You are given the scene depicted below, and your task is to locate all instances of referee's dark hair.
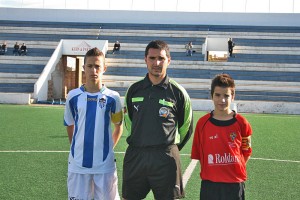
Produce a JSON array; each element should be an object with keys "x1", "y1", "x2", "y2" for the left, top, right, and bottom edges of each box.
[{"x1": 145, "y1": 40, "x2": 171, "y2": 58}]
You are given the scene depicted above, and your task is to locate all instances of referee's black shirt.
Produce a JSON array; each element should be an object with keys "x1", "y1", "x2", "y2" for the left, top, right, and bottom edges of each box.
[{"x1": 124, "y1": 74, "x2": 193, "y2": 150}]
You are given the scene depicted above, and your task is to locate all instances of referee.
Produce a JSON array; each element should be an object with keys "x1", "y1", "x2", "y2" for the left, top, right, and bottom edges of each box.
[{"x1": 122, "y1": 40, "x2": 193, "y2": 200}]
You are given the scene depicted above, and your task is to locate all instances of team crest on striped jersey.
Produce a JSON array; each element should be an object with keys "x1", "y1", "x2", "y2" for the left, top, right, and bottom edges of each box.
[{"x1": 98, "y1": 97, "x2": 106, "y2": 108}]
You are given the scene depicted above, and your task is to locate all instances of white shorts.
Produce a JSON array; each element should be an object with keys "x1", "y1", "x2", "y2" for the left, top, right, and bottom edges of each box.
[{"x1": 68, "y1": 171, "x2": 120, "y2": 200}]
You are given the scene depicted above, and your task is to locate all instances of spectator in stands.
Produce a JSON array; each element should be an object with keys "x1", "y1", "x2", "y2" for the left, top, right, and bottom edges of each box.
[
  {"x1": 19, "y1": 43, "x2": 27, "y2": 56},
  {"x1": 13, "y1": 42, "x2": 20, "y2": 56},
  {"x1": 112, "y1": 40, "x2": 121, "y2": 54},
  {"x1": 0, "y1": 41, "x2": 7, "y2": 55},
  {"x1": 191, "y1": 73, "x2": 252, "y2": 200},
  {"x1": 228, "y1": 38, "x2": 235, "y2": 57},
  {"x1": 185, "y1": 41, "x2": 193, "y2": 56}
]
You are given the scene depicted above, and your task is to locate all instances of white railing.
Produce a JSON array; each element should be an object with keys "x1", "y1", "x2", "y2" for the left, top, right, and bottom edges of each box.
[{"x1": 33, "y1": 40, "x2": 63, "y2": 101}]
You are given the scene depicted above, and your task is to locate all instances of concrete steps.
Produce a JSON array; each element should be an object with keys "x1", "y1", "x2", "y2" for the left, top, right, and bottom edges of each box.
[
  {"x1": 106, "y1": 58, "x2": 300, "y2": 72},
  {"x1": 0, "y1": 21, "x2": 299, "y2": 109},
  {"x1": 107, "y1": 42, "x2": 202, "y2": 53},
  {"x1": 0, "y1": 56, "x2": 49, "y2": 65},
  {"x1": 0, "y1": 26, "x2": 100, "y2": 36}
]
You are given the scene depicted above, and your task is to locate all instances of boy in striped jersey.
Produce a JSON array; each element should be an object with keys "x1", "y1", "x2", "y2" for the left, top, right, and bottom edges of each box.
[{"x1": 64, "y1": 48, "x2": 123, "y2": 200}]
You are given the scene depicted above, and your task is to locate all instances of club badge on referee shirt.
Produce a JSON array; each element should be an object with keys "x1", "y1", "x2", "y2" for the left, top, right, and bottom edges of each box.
[
  {"x1": 159, "y1": 107, "x2": 169, "y2": 118},
  {"x1": 98, "y1": 97, "x2": 106, "y2": 108}
]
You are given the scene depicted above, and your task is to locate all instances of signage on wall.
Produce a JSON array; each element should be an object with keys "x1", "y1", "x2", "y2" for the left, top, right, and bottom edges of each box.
[
  {"x1": 62, "y1": 40, "x2": 107, "y2": 55},
  {"x1": 71, "y1": 41, "x2": 92, "y2": 52}
]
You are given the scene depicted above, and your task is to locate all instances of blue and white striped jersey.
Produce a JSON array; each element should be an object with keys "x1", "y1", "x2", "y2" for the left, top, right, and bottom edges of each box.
[{"x1": 64, "y1": 85, "x2": 123, "y2": 174}]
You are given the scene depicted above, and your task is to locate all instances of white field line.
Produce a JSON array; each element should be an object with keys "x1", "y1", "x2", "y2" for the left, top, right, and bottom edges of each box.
[
  {"x1": 1, "y1": 150, "x2": 299, "y2": 191},
  {"x1": 0, "y1": 150, "x2": 69, "y2": 153},
  {"x1": 179, "y1": 153, "x2": 300, "y2": 163},
  {"x1": 249, "y1": 157, "x2": 300, "y2": 163},
  {"x1": 183, "y1": 159, "x2": 198, "y2": 188},
  {"x1": 0, "y1": 151, "x2": 299, "y2": 163},
  {"x1": 181, "y1": 156, "x2": 300, "y2": 189}
]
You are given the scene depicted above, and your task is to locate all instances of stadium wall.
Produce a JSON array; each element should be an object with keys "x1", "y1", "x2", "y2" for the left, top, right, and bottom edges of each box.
[{"x1": 1, "y1": 7, "x2": 300, "y2": 27}]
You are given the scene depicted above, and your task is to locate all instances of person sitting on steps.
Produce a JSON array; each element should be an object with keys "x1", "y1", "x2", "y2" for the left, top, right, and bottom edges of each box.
[
  {"x1": 185, "y1": 41, "x2": 193, "y2": 56},
  {"x1": 19, "y1": 43, "x2": 27, "y2": 56},
  {"x1": 0, "y1": 41, "x2": 7, "y2": 55},
  {"x1": 13, "y1": 42, "x2": 20, "y2": 56},
  {"x1": 112, "y1": 41, "x2": 121, "y2": 54}
]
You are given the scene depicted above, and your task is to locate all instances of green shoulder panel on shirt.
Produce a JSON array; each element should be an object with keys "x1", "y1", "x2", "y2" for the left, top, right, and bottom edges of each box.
[
  {"x1": 132, "y1": 97, "x2": 144, "y2": 102},
  {"x1": 159, "y1": 99, "x2": 174, "y2": 107},
  {"x1": 169, "y1": 79, "x2": 193, "y2": 143}
]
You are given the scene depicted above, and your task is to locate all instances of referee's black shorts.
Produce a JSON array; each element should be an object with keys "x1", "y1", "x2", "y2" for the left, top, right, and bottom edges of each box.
[
  {"x1": 200, "y1": 180, "x2": 245, "y2": 200},
  {"x1": 122, "y1": 144, "x2": 185, "y2": 200}
]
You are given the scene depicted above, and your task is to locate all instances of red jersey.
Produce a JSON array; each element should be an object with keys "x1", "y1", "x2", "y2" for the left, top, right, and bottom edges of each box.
[{"x1": 191, "y1": 112, "x2": 252, "y2": 183}]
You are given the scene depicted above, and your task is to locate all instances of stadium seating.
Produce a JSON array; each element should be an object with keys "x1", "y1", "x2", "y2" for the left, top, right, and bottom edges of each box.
[
  {"x1": 100, "y1": 23, "x2": 300, "y2": 103},
  {"x1": 0, "y1": 20, "x2": 299, "y2": 104}
]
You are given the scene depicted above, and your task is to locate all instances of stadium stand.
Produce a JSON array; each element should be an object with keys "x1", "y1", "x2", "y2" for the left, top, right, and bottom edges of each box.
[
  {"x1": 100, "y1": 23, "x2": 300, "y2": 104},
  {"x1": 0, "y1": 20, "x2": 299, "y2": 109}
]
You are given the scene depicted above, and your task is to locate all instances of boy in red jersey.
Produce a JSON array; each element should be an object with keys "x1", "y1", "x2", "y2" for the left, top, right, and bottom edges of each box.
[{"x1": 191, "y1": 73, "x2": 252, "y2": 200}]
